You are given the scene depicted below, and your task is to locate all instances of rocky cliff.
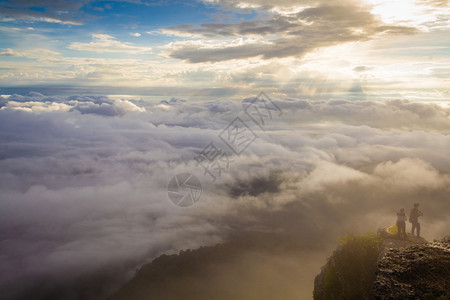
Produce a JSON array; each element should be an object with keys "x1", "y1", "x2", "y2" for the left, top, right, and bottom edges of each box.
[
  {"x1": 374, "y1": 237, "x2": 450, "y2": 299},
  {"x1": 314, "y1": 235, "x2": 450, "y2": 300}
]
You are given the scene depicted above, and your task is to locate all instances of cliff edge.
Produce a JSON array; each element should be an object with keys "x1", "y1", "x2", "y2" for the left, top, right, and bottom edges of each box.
[
  {"x1": 374, "y1": 237, "x2": 450, "y2": 299},
  {"x1": 314, "y1": 234, "x2": 450, "y2": 300}
]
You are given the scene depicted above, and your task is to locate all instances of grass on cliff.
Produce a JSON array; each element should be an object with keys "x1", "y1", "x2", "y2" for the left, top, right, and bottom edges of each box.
[{"x1": 318, "y1": 232, "x2": 383, "y2": 300}]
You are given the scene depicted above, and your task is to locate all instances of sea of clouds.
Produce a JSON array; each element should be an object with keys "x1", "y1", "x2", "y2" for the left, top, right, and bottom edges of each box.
[{"x1": 0, "y1": 92, "x2": 449, "y2": 299}]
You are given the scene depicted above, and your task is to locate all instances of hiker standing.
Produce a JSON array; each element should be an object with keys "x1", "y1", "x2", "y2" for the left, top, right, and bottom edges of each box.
[
  {"x1": 410, "y1": 203, "x2": 423, "y2": 237},
  {"x1": 396, "y1": 208, "x2": 407, "y2": 240}
]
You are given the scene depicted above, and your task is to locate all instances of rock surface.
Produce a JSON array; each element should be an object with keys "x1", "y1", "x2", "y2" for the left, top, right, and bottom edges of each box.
[{"x1": 374, "y1": 237, "x2": 450, "y2": 300}]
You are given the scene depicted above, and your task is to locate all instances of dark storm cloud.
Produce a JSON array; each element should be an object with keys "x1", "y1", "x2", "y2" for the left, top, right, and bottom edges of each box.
[
  {"x1": 164, "y1": 3, "x2": 417, "y2": 62},
  {"x1": 0, "y1": 93, "x2": 449, "y2": 299}
]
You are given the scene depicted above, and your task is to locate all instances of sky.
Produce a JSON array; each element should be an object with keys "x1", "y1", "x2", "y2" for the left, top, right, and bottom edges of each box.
[
  {"x1": 0, "y1": 0, "x2": 448, "y2": 100},
  {"x1": 0, "y1": 1, "x2": 449, "y2": 300}
]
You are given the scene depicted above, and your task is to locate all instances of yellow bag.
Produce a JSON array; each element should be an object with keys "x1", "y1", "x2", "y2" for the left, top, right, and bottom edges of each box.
[{"x1": 386, "y1": 223, "x2": 398, "y2": 235}]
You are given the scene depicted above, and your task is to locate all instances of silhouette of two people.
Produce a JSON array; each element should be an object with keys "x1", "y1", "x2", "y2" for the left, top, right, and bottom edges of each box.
[{"x1": 396, "y1": 203, "x2": 423, "y2": 240}]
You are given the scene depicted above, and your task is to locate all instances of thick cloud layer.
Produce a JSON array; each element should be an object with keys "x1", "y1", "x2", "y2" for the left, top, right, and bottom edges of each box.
[
  {"x1": 1, "y1": 92, "x2": 145, "y2": 116},
  {"x1": 0, "y1": 93, "x2": 449, "y2": 299}
]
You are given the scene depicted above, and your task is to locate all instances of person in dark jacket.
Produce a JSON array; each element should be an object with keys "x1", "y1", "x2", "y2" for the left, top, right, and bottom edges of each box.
[
  {"x1": 409, "y1": 203, "x2": 423, "y2": 237},
  {"x1": 396, "y1": 208, "x2": 407, "y2": 240}
]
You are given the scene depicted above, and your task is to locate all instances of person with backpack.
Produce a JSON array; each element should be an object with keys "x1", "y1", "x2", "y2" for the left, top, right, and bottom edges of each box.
[
  {"x1": 409, "y1": 203, "x2": 423, "y2": 237},
  {"x1": 396, "y1": 208, "x2": 407, "y2": 240}
]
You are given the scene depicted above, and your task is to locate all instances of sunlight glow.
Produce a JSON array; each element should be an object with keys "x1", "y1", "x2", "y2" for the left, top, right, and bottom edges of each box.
[{"x1": 365, "y1": 0, "x2": 436, "y2": 25}]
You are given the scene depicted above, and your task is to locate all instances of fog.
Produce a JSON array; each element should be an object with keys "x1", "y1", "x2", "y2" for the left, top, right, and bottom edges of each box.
[{"x1": 0, "y1": 93, "x2": 449, "y2": 299}]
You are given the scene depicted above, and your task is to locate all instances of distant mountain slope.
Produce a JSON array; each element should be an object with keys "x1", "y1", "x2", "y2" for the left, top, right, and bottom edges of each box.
[{"x1": 107, "y1": 233, "x2": 327, "y2": 300}]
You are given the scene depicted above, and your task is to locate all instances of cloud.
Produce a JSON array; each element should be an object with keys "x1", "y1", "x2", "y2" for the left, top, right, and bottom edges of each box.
[
  {"x1": 0, "y1": 1, "x2": 84, "y2": 25},
  {"x1": 373, "y1": 158, "x2": 448, "y2": 190},
  {"x1": 0, "y1": 92, "x2": 449, "y2": 299},
  {"x1": 4, "y1": 92, "x2": 450, "y2": 130},
  {"x1": 25, "y1": 48, "x2": 61, "y2": 58},
  {"x1": 162, "y1": 38, "x2": 273, "y2": 62},
  {"x1": 430, "y1": 67, "x2": 450, "y2": 78},
  {"x1": 1, "y1": 93, "x2": 145, "y2": 116},
  {"x1": 146, "y1": 96, "x2": 450, "y2": 131},
  {"x1": 353, "y1": 65, "x2": 373, "y2": 72},
  {"x1": 68, "y1": 34, "x2": 152, "y2": 54},
  {"x1": 0, "y1": 0, "x2": 85, "y2": 11},
  {"x1": 0, "y1": 48, "x2": 20, "y2": 57},
  {"x1": 130, "y1": 32, "x2": 141, "y2": 37},
  {"x1": 69, "y1": 96, "x2": 146, "y2": 116},
  {"x1": 417, "y1": 0, "x2": 449, "y2": 7},
  {"x1": 4, "y1": 100, "x2": 72, "y2": 112},
  {"x1": 201, "y1": 0, "x2": 333, "y2": 10},
  {"x1": 162, "y1": 4, "x2": 417, "y2": 62},
  {"x1": 0, "y1": 48, "x2": 60, "y2": 59},
  {"x1": 274, "y1": 98, "x2": 450, "y2": 131},
  {"x1": 161, "y1": 14, "x2": 299, "y2": 38}
]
